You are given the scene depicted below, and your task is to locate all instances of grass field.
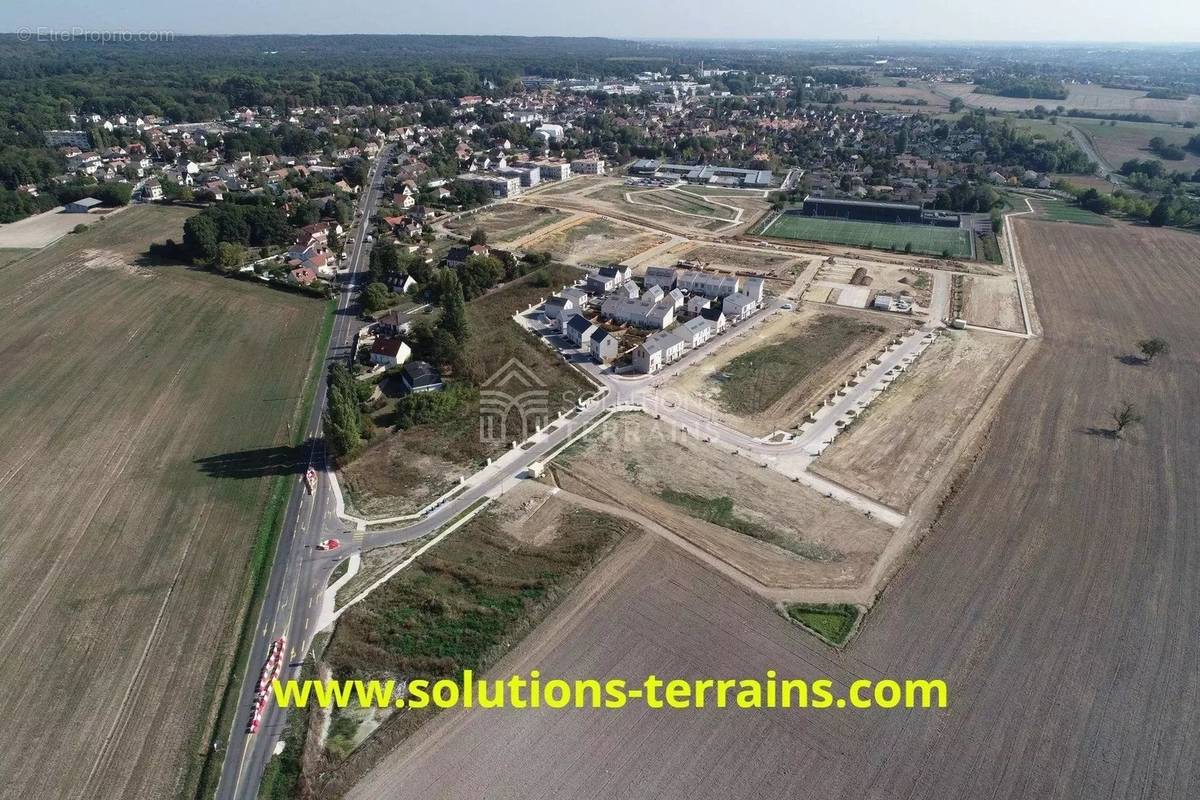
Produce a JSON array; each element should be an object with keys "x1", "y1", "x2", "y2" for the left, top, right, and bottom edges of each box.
[
  {"x1": 636, "y1": 188, "x2": 738, "y2": 220},
  {"x1": 0, "y1": 206, "x2": 326, "y2": 800},
  {"x1": 1033, "y1": 198, "x2": 1111, "y2": 225},
  {"x1": 714, "y1": 315, "x2": 888, "y2": 416},
  {"x1": 759, "y1": 213, "x2": 974, "y2": 258},
  {"x1": 784, "y1": 603, "x2": 860, "y2": 645},
  {"x1": 1069, "y1": 119, "x2": 1200, "y2": 173}
]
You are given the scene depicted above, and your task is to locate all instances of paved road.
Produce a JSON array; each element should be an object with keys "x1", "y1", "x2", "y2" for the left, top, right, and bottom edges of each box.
[{"x1": 215, "y1": 145, "x2": 393, "y2": 800}]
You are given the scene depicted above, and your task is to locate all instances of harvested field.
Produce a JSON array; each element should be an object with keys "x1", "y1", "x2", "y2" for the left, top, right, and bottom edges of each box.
[
  {"x1": 0, "y1": 206, "x2": 326, "y2": 800},
  {"x1": 960, "y1": 274, "x2": 1025, "y2": 332},
  {"x1": 552, "y1": 413, "x2": 893, "y2": 588},
  {"x1": 0, "y1": 247, "x2": 33, "y2": 269},
  {"x1": 760, "y1": 213, "x2": 974, "y2": 259},
  {"x1": 811, "y1": 330, "x2": 1022, "y2": 511},
  {"x1": 341, "y1": 209, "x2": 1200, "y2": 800},
  {"x1": 666, "y1": 309, "x2": 904, "y2": 437},
  {"x1": 936, "y1": 81, "x2": 1200, "y2": 123},
  {"x1": 522, "y1": 216, "x2": 668, "y2": 265},
  {"x1": 339, "y1": 263, "x2": 593, "y2": 518},
  {"x1": 443, "y1": 204, "x2": 568, "y2": 245}
]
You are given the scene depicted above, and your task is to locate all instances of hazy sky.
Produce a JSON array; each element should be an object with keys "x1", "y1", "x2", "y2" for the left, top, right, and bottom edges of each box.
[{"x1": 2, "y1": 0, "x2": 1198, "y2": 43}]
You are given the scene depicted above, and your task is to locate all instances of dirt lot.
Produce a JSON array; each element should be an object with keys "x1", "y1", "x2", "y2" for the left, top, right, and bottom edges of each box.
[
  {"x1": 665, "y1": 308, "x2": 905, "y2": 437},
  {"x1": 811, "y1": 260, "x2": 936, "y2": 314},
  {"x1": 443, "y1": 204, "x2": 569, "y2": 246},
  {"x1": 0, "y1": 205, "x2": 124, "y2": 247},
  {"x1": 682, "y1": 243, "x2": 810, "y2": 277},
  {"x1": 811, "y1": 330, "x2": 1022, "y2": 511},
  {"x1": 527, "y1": 176, "x2": 769, "y2": 237},
  {"x1": 521, "y1": 215, "x2": 668, "y2": 265},
  {"x1": 552, "y1": 413, "x2": 892, "y2": 589},
  {"x1": 0, "y1": 247, "x2": 34, "y2": 269},
  {"x1": 0, "y1": 206, "x2": 326, "y2": 800},
  {"x1": 960, "y1": 274, "x2": 1025, "y2": 332},
  {"x1": 338, "y1": 209, "x2": 1200, "y2": 800}
]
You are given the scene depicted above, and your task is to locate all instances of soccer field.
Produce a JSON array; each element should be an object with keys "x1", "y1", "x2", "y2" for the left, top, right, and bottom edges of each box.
[{"x1": 759, "y1": 213, "x2": 975, "y2": 258}]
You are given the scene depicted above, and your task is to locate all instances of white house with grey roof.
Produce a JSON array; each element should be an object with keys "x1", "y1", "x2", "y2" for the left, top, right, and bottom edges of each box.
[
  {"x1": 678, "y1": 270, "x2": 742, "y2": 299},
  {"x1": 743, "y1": 276, "x2": 765, "y2": 302},
  {"x1": 643, "y1": 265, "x2": 679, "y2": 290},
  {"x1": 722, "y1": 292, "x2": 758, "y2": 323},
  {"x1": 543, "y1": 295, "x2": 576, "y2": 321},
  {"x1": 600, "y1": 294, "x2": 676, "y2": 329},
  {"x1": 679, "y1": 316, "x2": 716, "y2": 349},
  {"x1": 589, "y1": 328, "x2": 621, "y2": 363},
  {"x1": 633, "y1": 330, "x2": 687, "y2": 374},
  {"x1": 563, "y1": 313, "x2": 597, "y2": 345}
]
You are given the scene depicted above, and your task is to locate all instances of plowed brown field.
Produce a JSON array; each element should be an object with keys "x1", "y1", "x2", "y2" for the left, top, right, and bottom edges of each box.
[{"x1": 0, "y1": 207, "x2": 325, "y2": 800}]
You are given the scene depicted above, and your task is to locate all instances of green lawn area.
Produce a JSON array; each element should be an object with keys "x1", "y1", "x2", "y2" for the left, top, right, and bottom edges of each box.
[
  {"x1": 759, "y1": 213, "x2": 974, "y2": 258},
  {"x1": 658, "y1": 490, "x2": 832, "y2": 560},
  {"x1": 714, "y1": 316, "x2": 886, "y2": 415},
  {"x1": 785, "y1": 603, "x2": 860, "y2": 645},
  {"x1": 1034, "y1": 199, "x2": 1112, "y2": 225}
]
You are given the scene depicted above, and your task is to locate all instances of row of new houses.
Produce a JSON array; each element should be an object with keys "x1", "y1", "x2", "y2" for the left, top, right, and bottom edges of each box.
[
  {"x1": 458, "y1": 158, "x2": 604, "y2": 198},
  {"x1": 550, "y1": 265, "x2": 766, "y2": 373}
]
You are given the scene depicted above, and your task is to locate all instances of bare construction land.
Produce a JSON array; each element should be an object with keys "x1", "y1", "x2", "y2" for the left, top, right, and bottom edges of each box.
[
  {"x1": 521, "y1": 215, "x2": 669, "y2": 265},
  {"x1": 812, "y1": 330, "x2": 1022, "y2": 511},
  {"x1": 342, "y1": 213, "x2": 1200, "y2": 800},
  {"x1": 551, "y1": 413, "x2": 893, "y2": 589},
  {"x1": 0, "y1": 206, "x2": 326, "y2": 800},
  {"x1": 960, "y1": 274, "x2": 1025, "y2": 332},
  {"x1": 443, "y1": 204, "x2": 569, "y2": 246},
  {"x1": 666, "y1": 309, "x2": 905, "y2": 437}
]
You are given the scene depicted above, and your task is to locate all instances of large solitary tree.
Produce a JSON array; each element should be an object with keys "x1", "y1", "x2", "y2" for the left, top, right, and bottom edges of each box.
[
  {"x1": 1110, "y1": 402, "x2": 1144, "y2": 439},
  {"x1": 1137, "y1": 337, "x2": 1170, "y2": 364}
]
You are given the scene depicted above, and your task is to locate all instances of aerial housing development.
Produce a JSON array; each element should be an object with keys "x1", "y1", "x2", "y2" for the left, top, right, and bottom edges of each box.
[{"x1": 0, "y1": 22, "x2": 1197, "y2": 800}]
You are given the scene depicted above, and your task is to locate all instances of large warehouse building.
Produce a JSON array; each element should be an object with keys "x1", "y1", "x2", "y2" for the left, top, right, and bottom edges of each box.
[{"x1": 799, "y1": 195, "x2": 961, "y2": 227}]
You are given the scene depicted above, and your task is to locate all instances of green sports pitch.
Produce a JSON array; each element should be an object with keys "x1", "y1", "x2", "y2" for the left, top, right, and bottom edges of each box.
[{"x1": 757, "y1": 213, "x2": 974, "y2": 258}]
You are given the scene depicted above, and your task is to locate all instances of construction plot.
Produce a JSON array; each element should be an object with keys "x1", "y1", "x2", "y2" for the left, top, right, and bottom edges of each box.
[
  {"x1": 443, "y1": 204, "x2": 569, "y2": 246},
  {"x1": 959, "y1": 274, "x2": 1025, "y2": 332},
  {"x1": 0, "y1": 205, "x2": 123, "y2": 248},
  {"x1": 665, "y1": 309, "x2": 905, "y2": 437},
  {"x1": 0, "y1": 206, "x2": 326, "y2": 800},
  {"x1": 551, "y1": 413, "x2": 893, "y2": 589},
  {"x1": 809, "y1": 258, "x2": 936, "y2": 315},
  {"x1": 341, "y1": 217, "x2": 1200, "y2": 800},
  {"x1": 521, "y1": 215, "x2": 668, "y2": 265},
  {"x1": 811, "y1": 330, "x2": 1022, "y2": 511}
]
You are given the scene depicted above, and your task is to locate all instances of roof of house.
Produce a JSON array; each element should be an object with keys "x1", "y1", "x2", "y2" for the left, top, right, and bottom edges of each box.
[
  {"x1": 68, "y1": 197, "x2": 103, "y2": 208},
  {"x1": 641, "y1": 330, "x2": 686, "y2": 355},
  {"x1": 565, "y1": 314, "x2": 596, "y2": 334},
  {"x1": 401, "y1": 360, "x2": 441, "y2": 388},
  {"x1": 371, "y1": 337, "x2": 406, "y2": 357},
  {"x1": 682, "y1": 316, "x2": 714, "y2": 335}
]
